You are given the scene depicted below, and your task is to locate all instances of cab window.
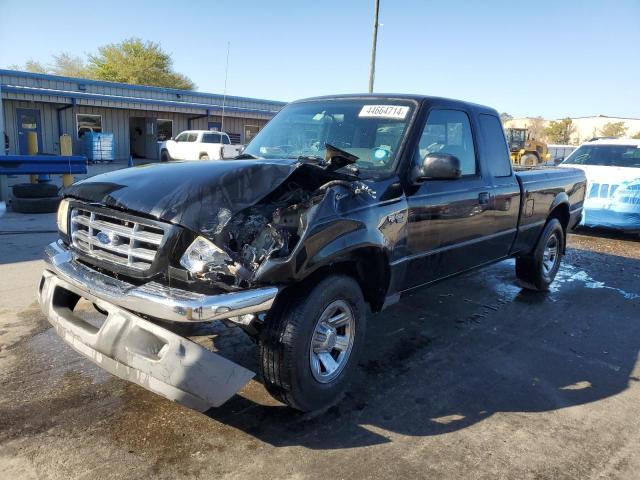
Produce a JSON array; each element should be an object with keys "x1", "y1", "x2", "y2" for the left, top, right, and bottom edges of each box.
[
  {"x1": 202, "y1": 133, "x2": 222, "y2": 143},
  {"x1": 419, "y1": 109, "x2": 477, "y2": 176}
]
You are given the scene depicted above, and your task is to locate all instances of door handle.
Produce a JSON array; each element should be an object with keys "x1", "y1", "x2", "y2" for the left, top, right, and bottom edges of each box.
[{"x1": 479, "y1": 192, "x2": 491, "y2": 205}]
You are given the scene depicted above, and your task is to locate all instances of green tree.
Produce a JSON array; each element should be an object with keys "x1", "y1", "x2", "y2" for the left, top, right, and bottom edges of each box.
[
  {"x1": 545, "y1": 118, "x2": 576, "y2": 144},
  {"x1": 527, "y1": 116, "x2": 547, "y2": 142},
  {"x1": 500, "y1": 112, "x2": 513, "y2": 125},
  {"x1": 50, "y1": 53, "x2": 88, "y2": 78},
  {"x1": 87, "y1": 38, "x2": 195, "y2": 90},
  {"x1": 598, "y1": 121, "x2": 627, "y2": 138},
  {"x1": 9, "y1": 59, "x2": 47, "y2": 73}
]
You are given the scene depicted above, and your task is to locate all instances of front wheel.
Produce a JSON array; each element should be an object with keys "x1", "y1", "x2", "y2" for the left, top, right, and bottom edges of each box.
[
  {"x1": 199, "y1": 154, "x2": 210, "y2": 160},
  {"x1": 160, "y1": 150, "x2": 171, "y2": 162},
  {"x1": 259, "y1": 275, "x2": 367, "y2": 412},
  {"x1": 516, "y1": 218, "x2": 564, "y2": 291}
]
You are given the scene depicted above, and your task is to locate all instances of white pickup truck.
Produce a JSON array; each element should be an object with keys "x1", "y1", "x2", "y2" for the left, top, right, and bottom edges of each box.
[{"x1": 159, "y1": 130, "x2": 243, "y2": 161}]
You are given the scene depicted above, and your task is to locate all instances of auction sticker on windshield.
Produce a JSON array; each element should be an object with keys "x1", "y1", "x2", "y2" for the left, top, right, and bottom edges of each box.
[{"x1": 359, "y1": 105, "x2": 410, "y2": 119}]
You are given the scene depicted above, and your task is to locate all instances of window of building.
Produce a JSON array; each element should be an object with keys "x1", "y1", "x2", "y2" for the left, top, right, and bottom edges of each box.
[
  {"x1": 419, "y1": 109, "x2": 477, "y2": 176},
  {"x1": 244, "y1": 125, "x2": 260, "y2": 144},
  {"x1": 157, "y1": 119, "x2": 173, "y2": 141},
  {"x1": 77, "y1": 114, "x2": 102, "y2": 138},
  {"x1": 479, "y1": 114, "x2": 512, "y2": 177},
  {"x1": 208, "y1": 121, "x2": 221, "y2": 131},
  {"x1": 228, "y1": 133, "x2": 241, "y2": 144},
  {"x1": 202, "y1": 132, "x2": 222, "y2": 143}
]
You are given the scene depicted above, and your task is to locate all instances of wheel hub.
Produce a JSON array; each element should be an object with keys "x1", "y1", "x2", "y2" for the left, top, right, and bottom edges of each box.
[{"x1": 309, "y1": 300, "x2": 355, "y2": 383}]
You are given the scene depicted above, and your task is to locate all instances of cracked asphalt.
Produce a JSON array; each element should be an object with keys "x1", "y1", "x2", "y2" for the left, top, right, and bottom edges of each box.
[{"x1": 1, "y1": 212, "x2": 639, "y2": 479}]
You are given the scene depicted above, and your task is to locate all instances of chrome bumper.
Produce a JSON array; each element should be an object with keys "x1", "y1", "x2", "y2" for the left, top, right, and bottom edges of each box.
[
  {"x1": 43, "y1": 241, "x2": 278, "y2": 323},
  {"x1": 38, "y1": 268, "x2": 254, "y2": 411}
]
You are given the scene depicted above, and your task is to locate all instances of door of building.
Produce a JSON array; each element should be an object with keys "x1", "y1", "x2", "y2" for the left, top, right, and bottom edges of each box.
[{"x1": 16, "y1": 108, "x2": 43, "y2": 154}]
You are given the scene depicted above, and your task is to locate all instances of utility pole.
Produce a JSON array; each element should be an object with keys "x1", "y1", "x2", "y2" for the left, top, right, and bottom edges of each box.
[
  {"x1": 221, "y1": 41, "x2": 230, "y2": 132},
  {"x1": 368, "y1": 0, "x2": 380, "y2": 93}
]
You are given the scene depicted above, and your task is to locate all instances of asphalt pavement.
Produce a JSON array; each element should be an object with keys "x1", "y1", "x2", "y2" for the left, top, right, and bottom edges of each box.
[{"x1": 1, "y1": 212, "x2": 639, "y2": 479}]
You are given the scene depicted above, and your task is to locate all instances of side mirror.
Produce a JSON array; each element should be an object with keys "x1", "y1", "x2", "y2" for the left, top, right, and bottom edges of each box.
[{"x1": 418, "y1": 153, "x2": 461, "y2": 180}]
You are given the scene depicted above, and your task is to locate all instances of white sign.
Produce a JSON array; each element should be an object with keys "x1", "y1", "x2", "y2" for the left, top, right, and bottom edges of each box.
[{"x1": 359, "y1": 105, "x2": 409, "y2": 120}]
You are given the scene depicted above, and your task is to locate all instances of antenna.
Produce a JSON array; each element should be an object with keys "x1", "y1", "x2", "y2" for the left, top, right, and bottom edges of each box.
[
  {"x1": 221, "y1": 41, "x2": 230, "y2": 132},
  {"x1": 368, "y1": 0, "x2": 380, "y2": 93}
]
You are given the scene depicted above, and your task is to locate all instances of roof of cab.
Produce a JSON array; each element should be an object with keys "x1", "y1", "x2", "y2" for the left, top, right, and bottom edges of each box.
[{"x1": 291, "y1": 93, "x2": 499, "y2": 115}]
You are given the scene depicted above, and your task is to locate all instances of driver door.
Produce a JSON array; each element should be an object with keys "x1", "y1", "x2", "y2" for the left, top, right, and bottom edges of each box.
[{"x1": 403, "y1": 108, "x2": 495, "y2": 289}]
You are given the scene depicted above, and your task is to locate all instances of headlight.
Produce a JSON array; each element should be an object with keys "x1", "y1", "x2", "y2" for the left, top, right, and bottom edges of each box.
[
  {"x1": 56, "y1": 199, "x2": 70, "y2": 234},
  {"x1": 180, "y1": 236, "x2": 232, "y2": 273}
]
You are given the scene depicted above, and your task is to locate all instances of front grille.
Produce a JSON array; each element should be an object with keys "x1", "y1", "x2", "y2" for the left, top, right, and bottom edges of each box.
[
  {"x1": 588, "y1": 182, "x2": 619, "y2": 199},
  {"x1": 70, "y1": 206, "x2": 167, "y2": 271}
]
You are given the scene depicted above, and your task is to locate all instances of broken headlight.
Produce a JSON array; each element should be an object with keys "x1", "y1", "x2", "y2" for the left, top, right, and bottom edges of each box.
[{"x1": 179, "y1": 236, "x2": 233, "y2": 274}]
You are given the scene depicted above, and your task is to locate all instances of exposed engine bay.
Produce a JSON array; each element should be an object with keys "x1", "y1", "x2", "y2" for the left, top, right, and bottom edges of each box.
[{"x1": 190, "y1": 165, "x2": 372, "y2": 290}]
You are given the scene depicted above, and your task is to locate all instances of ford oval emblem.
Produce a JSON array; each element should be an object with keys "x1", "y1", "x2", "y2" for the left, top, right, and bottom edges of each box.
[{"x1": 96, "y1": 231, "x2": 111, "y2": 245}]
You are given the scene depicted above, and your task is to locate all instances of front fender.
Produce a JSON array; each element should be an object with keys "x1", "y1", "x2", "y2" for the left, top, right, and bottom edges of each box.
[{"x1": 254, "y1": 186, "x2": 408, "y2": 290}]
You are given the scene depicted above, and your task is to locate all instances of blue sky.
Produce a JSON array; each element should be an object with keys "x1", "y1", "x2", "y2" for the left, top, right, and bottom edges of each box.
[{"x1": 1, "y1": 0, "x2": 638, "y2": 118}]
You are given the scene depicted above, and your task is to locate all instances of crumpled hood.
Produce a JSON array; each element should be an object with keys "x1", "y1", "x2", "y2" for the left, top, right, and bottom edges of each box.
[{"x1": 65, "y1": 159, "x2": 302, "y2": 234}]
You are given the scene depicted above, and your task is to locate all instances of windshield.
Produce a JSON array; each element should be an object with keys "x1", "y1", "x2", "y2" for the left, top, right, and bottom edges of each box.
[
  {"x1": 243, "y1": 99, "x2": 416, "y2": 172},
  {"x1": 562, "y1": 144, "x2": 640, "y2": 168}
]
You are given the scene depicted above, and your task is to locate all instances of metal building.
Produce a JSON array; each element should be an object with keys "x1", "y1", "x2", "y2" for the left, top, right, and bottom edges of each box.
[{"x1": 0, "y1": 69, "x2": 285, "y2": 160}]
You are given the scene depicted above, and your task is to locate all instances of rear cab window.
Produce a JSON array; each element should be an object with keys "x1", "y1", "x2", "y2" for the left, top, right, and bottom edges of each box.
[
  {"x1": 478, "y1": 114, "x2": 512, "y2": 177},
  {"x1": 202, "y1": 133, "x2": 222, "y2": 144}
]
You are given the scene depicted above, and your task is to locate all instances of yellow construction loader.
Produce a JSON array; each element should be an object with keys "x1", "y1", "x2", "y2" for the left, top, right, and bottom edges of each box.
[{"x1": 505, "y1": 128, "x2": 549, "y2": 167}]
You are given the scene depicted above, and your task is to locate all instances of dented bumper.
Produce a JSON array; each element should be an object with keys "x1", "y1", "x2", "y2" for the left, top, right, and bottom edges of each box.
[
  {"x1": 37, "y1": 241, "x2": 272, "y2": 410},
  {"x1": 43, "y1": 241, "x2": 279, "y2": 323}
]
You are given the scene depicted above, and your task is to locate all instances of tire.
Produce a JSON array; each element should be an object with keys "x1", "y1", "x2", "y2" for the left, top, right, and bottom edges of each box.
[
  {"x1": 516, "y1": 218, "x2": 564, "y2": 291},
  {"x1": 259, "y1": 274, "x2": 367, "y2": 412},
  {"x1": 11, "y1": 196, "x2": 61, "y2": 214},
  {"x1": 521, "y1": 153, "x2": 539, "y2": 167},
  {"x1": 160, "y1": 150, "x2": 171, "y2": 162},
  {"x1": 199, "y1": 154, "x2": 210, "y2": 160},
  {"x1": 12, "y1": 183, "x2": 59, "y2": 199}
]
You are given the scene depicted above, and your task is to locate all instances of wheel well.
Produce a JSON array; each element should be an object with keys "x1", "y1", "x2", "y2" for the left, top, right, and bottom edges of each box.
[
  {"x1": 549, "y1": 202, "x2": 570, "y2": 232},
  {"x1": 548, "y1": 202, "x2": 570, "y2": 251},
  {"x1": 199, "y1": 152, "x2": 209, "y2": 158},
  {"x1": 277, "y1": 249, "x2": 390, "y2": 313}
]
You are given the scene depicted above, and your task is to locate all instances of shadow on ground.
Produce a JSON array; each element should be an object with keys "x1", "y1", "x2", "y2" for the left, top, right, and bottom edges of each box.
[{"x1": 203, "y1": 247, "x2": 640, "y2": 449}]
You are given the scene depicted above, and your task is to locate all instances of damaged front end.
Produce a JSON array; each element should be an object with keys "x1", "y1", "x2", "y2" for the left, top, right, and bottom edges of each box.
[{"x1": 177, "y1": 160, "x2": 375, "y2": 292}]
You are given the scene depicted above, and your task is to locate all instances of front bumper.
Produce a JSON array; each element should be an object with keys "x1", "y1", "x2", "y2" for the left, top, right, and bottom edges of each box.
[
  {"x1": 37, "y1": 240, "x2": 278, "y2": 410},
  {"x1": 43, "y1": 241, "x2": 278, "y2": 323},
  {"x1": 582, "y1": 208, "x2": 640, "y2": 232}
]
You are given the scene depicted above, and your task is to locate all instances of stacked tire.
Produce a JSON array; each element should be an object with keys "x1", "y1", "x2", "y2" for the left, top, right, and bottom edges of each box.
[{"x1": 11, "y1": 183, "x2": 61, "y2": 214}]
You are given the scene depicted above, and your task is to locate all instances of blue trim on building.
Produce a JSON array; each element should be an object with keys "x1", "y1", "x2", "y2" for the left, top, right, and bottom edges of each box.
[
  {"x1": 0, "y1": 69, "x2": 286, "y2": 107},
  {"x1": 1, "y1": 84, "x2": 281, "y2": 116}
]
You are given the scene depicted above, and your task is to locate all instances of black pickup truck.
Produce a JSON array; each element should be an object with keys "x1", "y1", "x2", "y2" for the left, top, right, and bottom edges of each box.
[{"x1": 39, "y1": 95, "x2": 586, "y2": 412}]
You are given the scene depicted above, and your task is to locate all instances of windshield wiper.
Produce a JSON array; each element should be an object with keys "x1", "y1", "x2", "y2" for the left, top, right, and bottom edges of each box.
[{"x1": 235, "y1": 152, "x2": 261, "y2": 159}]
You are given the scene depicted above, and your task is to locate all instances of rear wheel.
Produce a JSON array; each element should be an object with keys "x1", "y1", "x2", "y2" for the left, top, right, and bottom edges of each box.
[
  {"x1": 521, "y1": 153, "x2": 539, "y2": 167},
  {"x1": 259, "y1": 274, "x2": 367, "y2": 412},
  {"x1": 199, "y1": 154, "x2": 210, "y2": 160},
  {"x1": 516, "y1": 218, "x2": 564, "y2": 291},
  {"x1": 160, "y1": 150, "x2": 171, "y2": 162}
]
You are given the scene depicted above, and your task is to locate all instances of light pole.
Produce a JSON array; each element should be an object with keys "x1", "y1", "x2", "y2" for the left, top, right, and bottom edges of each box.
[{"x1": 368, "y1": 0, "x2": 380, "y2": 93}]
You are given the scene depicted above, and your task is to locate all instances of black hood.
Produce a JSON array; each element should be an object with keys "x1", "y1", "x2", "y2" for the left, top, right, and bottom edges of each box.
[
  {"x1": 65, "y1": 159, "x2": 350, "y2": 235},
  {"x1": 66, "y1": 159, "x2": 300, "y2": 233}
]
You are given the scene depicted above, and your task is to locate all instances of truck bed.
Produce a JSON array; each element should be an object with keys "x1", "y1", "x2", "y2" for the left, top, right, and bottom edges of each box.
[{"x1": 512, "y1": 167, "x2": 587, "y2": 254}]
